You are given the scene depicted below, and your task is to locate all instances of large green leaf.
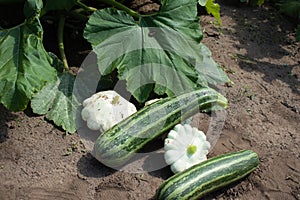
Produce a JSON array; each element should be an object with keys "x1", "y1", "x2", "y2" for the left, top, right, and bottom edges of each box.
[
  {"x1": 84, "y1": 0, "x2": 230, "y2": 102},
  {"x1": 196, "y1": 44, "x2": 229, "y2": 84},
  {"x1": 31, "y1": 72, "x2": 80, "y2": 133},
  {"x1": 0, "y1": 14, "x2": 57, "y2": 111}
]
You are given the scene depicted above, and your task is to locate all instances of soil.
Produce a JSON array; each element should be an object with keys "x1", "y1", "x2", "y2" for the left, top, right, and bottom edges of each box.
[{"x1": 1, "y1": 1, "x2": 300, "y2": 200}]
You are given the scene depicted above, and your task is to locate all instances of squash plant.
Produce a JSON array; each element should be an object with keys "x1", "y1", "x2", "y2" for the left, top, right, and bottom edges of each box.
[{"x1": 0, "y1": 0, "x2": 229, "y2": 133}]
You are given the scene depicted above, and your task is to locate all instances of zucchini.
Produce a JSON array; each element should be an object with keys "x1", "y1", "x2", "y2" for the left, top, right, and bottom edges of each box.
[
  {"x1": 93, "y1": 88, "x2": 228, "y2": 168},
  {"x1": 156, "y1": 150, "x2": 259, "y2": 200}
]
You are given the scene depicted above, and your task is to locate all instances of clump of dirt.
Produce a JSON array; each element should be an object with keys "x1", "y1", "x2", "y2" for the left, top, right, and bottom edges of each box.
[{"x1": 0, "y1": 1, "x2": 299, "y2": 200}]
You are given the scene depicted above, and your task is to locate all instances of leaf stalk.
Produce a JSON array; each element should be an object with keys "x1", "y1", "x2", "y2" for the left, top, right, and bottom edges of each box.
[
  {"x1": 76, "y1": 1, "x2": 97, "y2": 12},
  {"x1": 57, "y1": 16, "x2": 69, "y2": 71},
  {"x1": 95, "y1": 0, "x2": 140, "y2": 18}
]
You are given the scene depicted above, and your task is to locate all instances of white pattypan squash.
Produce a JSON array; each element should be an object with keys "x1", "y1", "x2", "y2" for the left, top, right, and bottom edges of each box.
[
  {"x1": 81, "y1": 90, "x2": 137, "y2": 132},
  {"x1": 164, "y1": 124, "x2": 211, "y2": 173}
]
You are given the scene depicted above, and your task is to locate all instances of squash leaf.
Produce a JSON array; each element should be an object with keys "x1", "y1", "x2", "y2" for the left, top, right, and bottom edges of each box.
[
  {"x1": 198, "y1": 0, "x2": 208, "y2": 6},
  {"x1": 204, "y1": 0, "x2": 222, "y2": 26},
  {"x1": 23, "y1": 0, "x2": 43, "y2": 18},
  {"x1": 0, "y1": 0, "x2": 57, "y2": 111},
  {"x1": 84, "y1": 0, "x2": 230, "y2": 102},
  {"x1": 31, "y1": 72, "x2": 80, "y2": 133}
]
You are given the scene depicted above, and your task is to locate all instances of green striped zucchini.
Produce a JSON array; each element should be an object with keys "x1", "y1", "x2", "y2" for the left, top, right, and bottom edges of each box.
[
  {"x1": 156, "y1": 150, "x2": 259, "y2": 200},
  {"x1": 93, "y1": 87, "x2": 228, "y2": 168}
]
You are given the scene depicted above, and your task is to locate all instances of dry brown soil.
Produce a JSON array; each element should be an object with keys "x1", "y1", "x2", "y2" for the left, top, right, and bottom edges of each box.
[{"x1": 0, "y1": 2, "x2": 299, "y2": 200}]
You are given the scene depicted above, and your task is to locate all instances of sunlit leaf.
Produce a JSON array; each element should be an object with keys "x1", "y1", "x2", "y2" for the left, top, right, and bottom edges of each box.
[
  {"x1": 84, "y1": 0, "x2": 230, "y2": 102},
  {"x1": 31, "y1": 72, "x2": 80, "y2": 133},
  {"x1": 205, "y1": 0, "x2": 222, "y2": 26},
  {"x1": 0, "y1": 16, "x2": 57, "y2": 111}
]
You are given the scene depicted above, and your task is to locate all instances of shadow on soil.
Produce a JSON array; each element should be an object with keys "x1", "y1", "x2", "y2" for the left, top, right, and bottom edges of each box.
[
  {"x1": 239, "y1": 60, "x2": 300, "y2": 95},
  {"x1": 220, "y1": 3, "x2": 300, "y2": 94},
  {"x1": 77, "y1": 137, "x2": 174, "y2": 179},
  {"x1": 77, "y1": 153, "x2": 117, "y2": 178},
  {"x1": 0, "y1": 105, "x2": 18, "y2": 143}
]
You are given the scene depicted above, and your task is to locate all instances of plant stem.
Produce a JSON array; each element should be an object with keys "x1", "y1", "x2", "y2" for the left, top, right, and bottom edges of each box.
[
  {"x1": 76, "y1": 0, "x2": 97, "y2": 12},
  {"x1": 68, "y1": 9, "x2": 89, "y2": 22},
  {"x1": 95, "y1": 0, "x2": 140, "y2": 19},
  {"x1": 57, "y1": 16, "x2": 69, "y2": 71}
]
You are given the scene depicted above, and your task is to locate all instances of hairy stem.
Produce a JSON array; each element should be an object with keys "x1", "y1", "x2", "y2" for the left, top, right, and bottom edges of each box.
[
  {"x1": 76, "y1": 0, "x2": 97, "y2": 12},
  {"x1": 57, "y1": 16, "x2": 69, "y2": 71},
  {"x1": 95, "y1": 0, "x2": 140, "y2": 18}
]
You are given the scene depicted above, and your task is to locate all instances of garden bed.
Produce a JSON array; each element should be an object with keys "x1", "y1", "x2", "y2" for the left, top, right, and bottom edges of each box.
[{"x1": 0, "y1": 1, "x2": 299, "y2": 200}]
